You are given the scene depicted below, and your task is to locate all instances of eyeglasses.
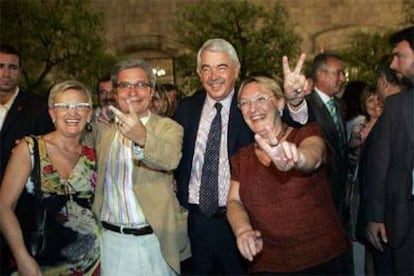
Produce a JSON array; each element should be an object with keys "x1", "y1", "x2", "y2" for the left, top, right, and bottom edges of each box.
[
  {"x1": 238, "y1": 94, "x2": 274, "y2": 110},
  {"x1": 53, "y1": 102, "x2": 91, "y2": 112},
  {"x1": 116, "y1": 81, "x2": 151, "y2": 91}
]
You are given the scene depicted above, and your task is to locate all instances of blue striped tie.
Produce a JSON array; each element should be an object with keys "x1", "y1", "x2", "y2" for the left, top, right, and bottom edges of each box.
[{"x1": 327, "y1": 98, "x2": 345, "y2": 145}]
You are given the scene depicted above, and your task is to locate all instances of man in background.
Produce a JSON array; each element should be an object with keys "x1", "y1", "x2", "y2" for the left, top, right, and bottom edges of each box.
[
  {"x1": 0, "y1": 43, "x2": 53, "y2": 274},
  {"x1": 94, "y1": 74, "x2": 115, "y2": 121},
  {"x1": 365, "y1": 26, "x2": 414, "y2": 275}
]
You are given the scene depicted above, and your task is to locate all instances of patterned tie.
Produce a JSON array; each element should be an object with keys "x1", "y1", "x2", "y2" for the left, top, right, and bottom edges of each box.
[
  {"x1": 327, "y1": 98, "x2": 345, "y2": 145},
  {"x1": 199, "y1": 102, "x2": 222, "y2": 217}
]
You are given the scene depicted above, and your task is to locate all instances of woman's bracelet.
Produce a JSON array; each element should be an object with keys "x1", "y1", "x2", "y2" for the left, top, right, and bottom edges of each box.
[{"x1": 236, "y1": 228, "x2": 252, "y2": 238}]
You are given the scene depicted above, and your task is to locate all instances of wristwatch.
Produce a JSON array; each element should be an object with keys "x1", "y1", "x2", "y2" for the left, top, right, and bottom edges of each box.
[{"x1": 132, "y1": 143, "x2": 145, "y2": 160}]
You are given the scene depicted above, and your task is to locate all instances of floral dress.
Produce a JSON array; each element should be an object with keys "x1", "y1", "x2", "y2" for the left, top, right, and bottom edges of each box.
[{"x1": 16, "y1": 136, "x2": 100, "y2": 276}]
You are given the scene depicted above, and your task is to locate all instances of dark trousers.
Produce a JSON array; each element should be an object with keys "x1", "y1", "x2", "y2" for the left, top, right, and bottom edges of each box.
[
  {"x1": 392, "y1": 221, "x2": 414, "y2": 275},
  {"x1": 187, "y1": 204, "x2": 247, "y2": 275},
  {"x1": 371, "y1": 202, "x2": 414, "y2": 275}
]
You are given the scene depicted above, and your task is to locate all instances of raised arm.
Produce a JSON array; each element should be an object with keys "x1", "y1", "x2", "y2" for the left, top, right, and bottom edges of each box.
[{"x1": 282, "y1": 54, "x2": 311, "y2": 124}]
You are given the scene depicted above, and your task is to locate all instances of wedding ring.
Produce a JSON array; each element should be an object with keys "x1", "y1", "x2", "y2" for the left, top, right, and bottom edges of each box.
[{"x1": 294, "y1": 88, "x2": 303, "y2": 94}]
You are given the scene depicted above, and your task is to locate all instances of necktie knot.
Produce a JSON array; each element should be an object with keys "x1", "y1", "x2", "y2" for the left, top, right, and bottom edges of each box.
[
  {"x1": 327, "y1": 98, "x2": 335, "y2": 110},
  {"x1": 214, "y1": 102, "x2": 222, "y2": 112}
]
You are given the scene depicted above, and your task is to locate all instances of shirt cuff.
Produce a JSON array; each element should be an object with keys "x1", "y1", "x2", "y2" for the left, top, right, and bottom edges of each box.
[
  {"x1": 132, "y1": 143, "x2": 145, "y2": 160},
  {"x1": 288, "y1": 101, "x2": 309, "y2": 125}
]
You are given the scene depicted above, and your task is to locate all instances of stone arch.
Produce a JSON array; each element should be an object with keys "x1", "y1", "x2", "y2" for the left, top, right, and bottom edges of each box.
[
  {"x1": 310, "y1": 24, "x2": 386, "y2": 54},
  {"x1": 113, "y1": 34, "x2": 180, "y2": 84}
]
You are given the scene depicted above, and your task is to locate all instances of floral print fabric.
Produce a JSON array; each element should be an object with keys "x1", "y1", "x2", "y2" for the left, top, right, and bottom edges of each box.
[{"x1": 22, "y1": 136, "x2": 100, "y2": 275}]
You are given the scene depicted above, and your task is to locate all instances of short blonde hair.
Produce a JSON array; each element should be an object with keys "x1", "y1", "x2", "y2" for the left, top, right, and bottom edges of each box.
[
  {"x1": 238, "y1": 75, "x2": 284, "y2": 101},
  {"x1": 48, "y1": 80, "x2": 92, "y2": 107}
]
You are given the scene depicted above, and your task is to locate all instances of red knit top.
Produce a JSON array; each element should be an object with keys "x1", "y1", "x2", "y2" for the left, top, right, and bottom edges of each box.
[{"x1": 231, "y1": 122, "x2": 349, "y2": 273}]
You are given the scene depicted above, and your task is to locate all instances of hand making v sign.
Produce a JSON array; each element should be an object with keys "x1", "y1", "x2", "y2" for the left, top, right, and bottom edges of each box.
[
  {"x1": 109, "y1": 99, "x2": 147, "y2": 146},
  {"x1": 282, "y1": 53, "x2": 310, "y2": 106}
]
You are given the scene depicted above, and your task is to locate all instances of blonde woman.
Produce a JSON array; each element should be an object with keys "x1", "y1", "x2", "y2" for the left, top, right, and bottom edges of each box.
[
  {"x1": 0, "y1": 80, "x2": 100, "y2": 275},
  {"x1": 227, "y1": 75, "x2": 349, "y2": 274}
]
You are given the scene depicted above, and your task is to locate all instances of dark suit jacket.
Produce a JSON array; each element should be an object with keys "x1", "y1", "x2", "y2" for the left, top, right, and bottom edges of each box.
[
  {"x1": 0, "y1": 91, "x2": 54, "y2": 182},
  {"x1": 365, "y1": 89, "x2": 414, "y2": 248},
  {"x1": 305, "y1": 90, "x2": 348, "y2": 217},
  {"x1": 173, "y1": 90, "x2": 254, "y2": 208}
]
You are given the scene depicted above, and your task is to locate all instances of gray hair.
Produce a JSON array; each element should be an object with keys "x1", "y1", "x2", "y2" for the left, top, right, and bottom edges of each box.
[
  {"x1": 311, "y1": 52, "x2": 343, "y2": 80},
  {"x1": 196, "y1": 38, "x2": 240, "y2": 73},
  {"x1": 48, "y1": 80, "x2": 92, "y2": 107},
  {"x1": 111, "y1": 58, "x2": 156, "y2": 87}
]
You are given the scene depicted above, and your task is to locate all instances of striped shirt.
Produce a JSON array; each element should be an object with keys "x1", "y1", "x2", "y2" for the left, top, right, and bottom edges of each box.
[
  {"x1": 188, "y1": 90, "x2": 233, "y2": 207},
  {"x1": 100, "y1": 115, "x2": 150, "y2": 227}
]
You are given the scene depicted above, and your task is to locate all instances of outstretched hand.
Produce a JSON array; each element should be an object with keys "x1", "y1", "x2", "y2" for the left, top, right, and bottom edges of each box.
[
  {"x1": 255, "y1": 126, "x2": 303, "y2": 171},
  {"x1": 109, "y1": 100, "x2": 146, "y2": 145},
  {"x1": 236, "y1": 229, "x2": 263, "y2": 262},
  {"x1": 282, "y1": 53, "x2": 310, "y2": 102}
]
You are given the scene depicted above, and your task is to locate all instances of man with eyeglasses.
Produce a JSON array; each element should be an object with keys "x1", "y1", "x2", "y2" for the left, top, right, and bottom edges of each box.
[
  {"x1": 92, "y1": 58, "x2": 186, "y2": 275},
  {"x1": 287, "y1": 52, "x2": 353, "y2": 273},
  {"x1": 0, "y1": 44, "x2": 54, "y2": 274},
  {"x1": 305, "y1": 53, "x2": 348, "y2": 220}
]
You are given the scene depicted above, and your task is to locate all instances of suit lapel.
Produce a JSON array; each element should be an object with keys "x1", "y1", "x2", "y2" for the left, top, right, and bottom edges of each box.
[
  {"x1": 408, "y1": 90, "x2": 414, "y2": 151},
  {"x1": 227, "y1": 93, "x2": 242, "y2": 156},
  {"x1": 1, "y1": 92, "x2": 26, "y2": 134},
  {"x1": 98, "y1": 125, "x2": 116, "y2": 171},
  {"x1": 309, "y1": 92, "x2": 337, "y2": 134},
  {"x1": 188, "y1": 93, "x2": 206, "y2": 162}
]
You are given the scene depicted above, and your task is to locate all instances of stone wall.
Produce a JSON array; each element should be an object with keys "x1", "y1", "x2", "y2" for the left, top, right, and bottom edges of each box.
[{"x1": 90, "y1": 0, "x2": 407, "y2": 83}]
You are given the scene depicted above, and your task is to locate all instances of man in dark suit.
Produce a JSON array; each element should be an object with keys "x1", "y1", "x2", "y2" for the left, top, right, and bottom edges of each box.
[
  {"x1": 288, "y1": 53, "x2": 353, "y2": 273},
  {"x1": 357, "y1": 55, "x2": 407, "y2": 275},
  {"x1": 173, "y1": 38, "x2": 252, "y2": 275},
  {"x1": 304, "y1": 53, "x2": 348, "y2": 221},
  {"x1": 0, "y1": 43, "x2": 53, "y2": 274},
  {"x1": 174, "y1": 39, "x2": 307, "y2": 274},
  {"x1": 365, "y1": 26, "x2": 414, "y2": 275},
  {"x1": 0, "y1": 44, "x2": 54, "y2": 182}
]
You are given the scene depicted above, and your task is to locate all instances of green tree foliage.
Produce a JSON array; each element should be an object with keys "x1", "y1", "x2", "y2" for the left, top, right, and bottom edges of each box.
[
  {"x1": 339, "y1": 5, "x2": 413, "y2": 84},
  {"x1": 0, "y1": 0, "x2": 116, "y2": 97},
  {"x1": 339, "y1": 31, "x2": 392, "y2": 84},
  {"x1": 174, "y1": 0, "x2": 302, "y2": 94}
]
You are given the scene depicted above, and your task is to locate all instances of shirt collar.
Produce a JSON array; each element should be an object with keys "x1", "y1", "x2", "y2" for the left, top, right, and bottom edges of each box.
[
  {"x1": 1, "y1": 87, "x2": 19, "y2": 110},
  {"x1": 140, "y1": 112, "x2": 150, "y2": 125},
  {"x1": 314, "y1": 86, "x2": 333, "y2": 104},
  {"x1": 205, "y1": 89, "x2": 234, "y2": 113}
]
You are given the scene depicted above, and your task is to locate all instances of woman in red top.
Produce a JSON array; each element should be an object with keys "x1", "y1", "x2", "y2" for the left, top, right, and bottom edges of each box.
[{"x1": 227, "y1": 73, "x2": 349, "y2": 274}]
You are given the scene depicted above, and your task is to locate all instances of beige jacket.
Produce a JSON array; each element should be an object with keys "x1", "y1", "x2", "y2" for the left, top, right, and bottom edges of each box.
[{"x1": 93, "y1": 113, "x2": 188, "y2": 273}]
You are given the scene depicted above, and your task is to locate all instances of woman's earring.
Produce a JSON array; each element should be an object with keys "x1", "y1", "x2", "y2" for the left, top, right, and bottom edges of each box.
[
  {"x1": 86, "y1": 121, "x2": 92, "y2": 132},
  {"x1": 279, "y1": 109, "x2": 283, "y2": 117}
]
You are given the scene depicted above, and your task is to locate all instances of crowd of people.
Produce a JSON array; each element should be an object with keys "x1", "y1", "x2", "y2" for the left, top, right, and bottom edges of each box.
[{"x1": 0, "y1": 25, "x2": 413, "y2": 276}]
